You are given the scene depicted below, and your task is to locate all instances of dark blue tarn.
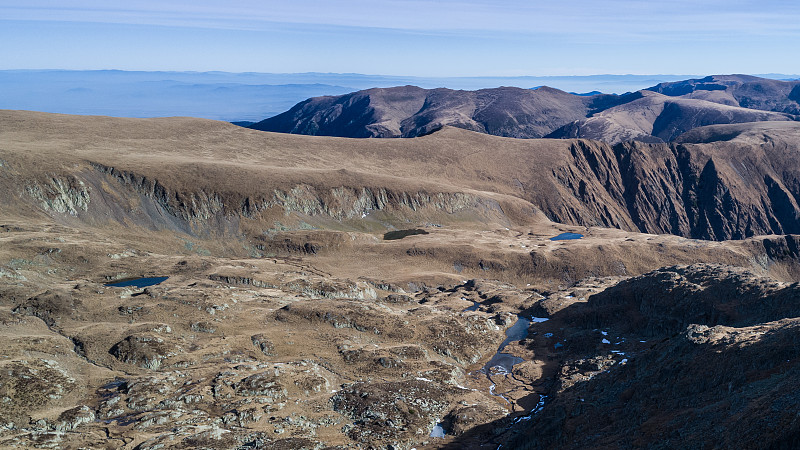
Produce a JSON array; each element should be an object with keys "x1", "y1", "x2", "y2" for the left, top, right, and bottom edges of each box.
[
  {"x1": 105, "y1": 276, "x2": 168, "y2": 288},
  {"x1": 550, "y1": 232, "x2": 584, "y2": 241}
]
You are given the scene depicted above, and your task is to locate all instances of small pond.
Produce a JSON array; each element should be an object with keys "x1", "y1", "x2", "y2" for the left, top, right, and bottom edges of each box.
[
  {"x1": 463, "y1": 301, "x2": 481, "y2": 312},
  {"x1": 429, "y1": 423, "x2": 447, "y2": 438},
  {"x1": 105, "y1": 276, "x2": 168, "y2": 288},
  {"x1": 550, "y1": 232, "x2": 584, "y2": 241},
  {"x1": 383, "y1": 229, "x2": 429, "y2": 240}
]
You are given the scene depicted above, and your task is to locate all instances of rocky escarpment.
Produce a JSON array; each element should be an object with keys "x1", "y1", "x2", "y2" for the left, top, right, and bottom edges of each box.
[
  {"x1": 25, "y1": 175, "x2": 90, "y2": 216},
  {"x1": 91, "y1": 163, "x2": 489, "y2": 222},
  {"x1": 21, "y1": 162, "x2": 515, "y2": 236},
  {"x1": 507, "y1": 264, "x2": 800, "y2": 449}
]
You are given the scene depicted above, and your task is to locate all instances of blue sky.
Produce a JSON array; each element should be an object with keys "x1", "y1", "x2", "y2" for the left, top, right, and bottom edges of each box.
[{"x1": 2, "y1": 0, "x2": 800, "y2": 76}]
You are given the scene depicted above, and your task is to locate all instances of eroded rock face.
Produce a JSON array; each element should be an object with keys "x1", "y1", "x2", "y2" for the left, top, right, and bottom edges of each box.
[
  {"x1": 25, "y1": 175, "x2": 90, "y2": 216},
  {"x1": 53, "y1": 405, "x2": 95, "y2": 432}
]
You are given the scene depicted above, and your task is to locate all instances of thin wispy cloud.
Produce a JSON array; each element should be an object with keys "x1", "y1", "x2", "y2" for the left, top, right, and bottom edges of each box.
[
  {"x1": 7, "y1": 0, "x2": 800, "y2": 36},
  {"x1": 2, "y1": 0, "x2": 799, "y2": 75}
]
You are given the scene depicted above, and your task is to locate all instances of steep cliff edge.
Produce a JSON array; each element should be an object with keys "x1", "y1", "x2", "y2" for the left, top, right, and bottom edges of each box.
[{"x1": 547, "y1": 122, "x2": 800, "y2": 240}]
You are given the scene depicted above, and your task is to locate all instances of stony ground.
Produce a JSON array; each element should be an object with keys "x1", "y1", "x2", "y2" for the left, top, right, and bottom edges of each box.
[{"x1": 5, "y1": 215, "x2": 799, "y2": 449}]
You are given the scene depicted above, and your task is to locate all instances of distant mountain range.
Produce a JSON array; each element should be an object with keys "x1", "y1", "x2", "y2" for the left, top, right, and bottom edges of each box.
[
  {"x1": 250, "y1": 75, "x2": 800, "y2": 144},
  {"x1": 3, "y1": 70, "x2": 797, "y2": 122},
  {"x1": 249, "y1": 85, "x2": 631, "y2": 138}
]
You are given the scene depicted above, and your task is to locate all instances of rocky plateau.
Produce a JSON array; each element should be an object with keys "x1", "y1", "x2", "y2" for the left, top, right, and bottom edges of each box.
[{"x1": 2, "y1": 104, "x2": 800, "y2": 449}]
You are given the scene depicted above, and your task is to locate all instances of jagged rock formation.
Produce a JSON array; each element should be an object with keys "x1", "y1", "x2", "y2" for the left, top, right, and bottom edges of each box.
[{"x1": 546, "y1": 122, "x2": 800, "y2": 240}]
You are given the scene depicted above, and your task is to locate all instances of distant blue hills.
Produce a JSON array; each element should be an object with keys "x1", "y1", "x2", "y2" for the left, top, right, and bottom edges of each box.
[{"x1": 1, "y1": 70, "x2": 798, "y2": 122}]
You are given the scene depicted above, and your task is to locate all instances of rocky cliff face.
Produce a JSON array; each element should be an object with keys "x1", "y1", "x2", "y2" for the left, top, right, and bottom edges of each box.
[
  {"x1": 91, "y1": 163, "x2": 489, "y2": 223},
  {"x1": 534, "y1": 124, "x2": 800, "y2": 240}
]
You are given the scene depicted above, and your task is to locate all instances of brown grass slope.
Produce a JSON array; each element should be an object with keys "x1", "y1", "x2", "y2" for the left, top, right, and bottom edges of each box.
[{"x1": 7, "y1": 111, "x2": 800, "y2": 241}]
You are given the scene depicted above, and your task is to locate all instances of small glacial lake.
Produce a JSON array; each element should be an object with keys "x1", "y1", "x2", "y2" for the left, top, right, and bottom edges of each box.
[
  {"x1": 550, "y1": 232, "x2": 584, "y2": 241},
  {"x1": 105, "y1": 276, "x2": 168, "y2": 288}
]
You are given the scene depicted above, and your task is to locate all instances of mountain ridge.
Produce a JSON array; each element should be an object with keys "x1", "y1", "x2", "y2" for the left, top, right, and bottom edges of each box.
[{"x1": 249, "y1": 75, "x2": 800, "y2": 144}]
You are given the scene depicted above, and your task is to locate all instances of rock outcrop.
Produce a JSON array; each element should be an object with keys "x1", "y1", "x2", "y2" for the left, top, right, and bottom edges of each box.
[{"x1": 508, "y1": 264, "x2": 800, "y2": 449}]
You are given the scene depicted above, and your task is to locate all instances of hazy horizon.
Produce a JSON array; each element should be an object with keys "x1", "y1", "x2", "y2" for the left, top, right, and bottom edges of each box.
[{"x1": 2, "y1": 69, "x2": 798, "y2": 122}]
